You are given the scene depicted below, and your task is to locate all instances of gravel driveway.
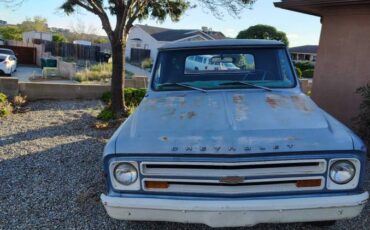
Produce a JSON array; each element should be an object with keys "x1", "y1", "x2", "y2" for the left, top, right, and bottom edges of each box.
[{"x1": 0, "y1": 100, "x2": 368, "y2": 229}]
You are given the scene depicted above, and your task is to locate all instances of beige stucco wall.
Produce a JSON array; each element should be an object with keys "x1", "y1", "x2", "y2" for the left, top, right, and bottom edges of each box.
[
  {"x1": 312, "y1": 6, "x2": 370, "y2": 128},
  {"x1": 0, "y1": 77, "x2": 148, "y2": 101},
  {"x1": 0, "y1": 77, "x2": 19, "y2": 97}
]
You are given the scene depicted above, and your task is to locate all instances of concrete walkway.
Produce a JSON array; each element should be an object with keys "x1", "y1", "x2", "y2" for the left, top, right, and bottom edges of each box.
[
  {"x1": 126, "y1": 63, "x2": 150, "y2": 77},
  {"x1": 13, "y1": 66, "x2": 42, "y2": 82}
]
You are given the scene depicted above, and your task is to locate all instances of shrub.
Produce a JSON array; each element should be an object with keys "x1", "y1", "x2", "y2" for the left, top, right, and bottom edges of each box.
[
  {"x1": 302, "y1": 69, "x2": 314, "y2": 78},
  {"x1": 0, "y1": 92, "x2": 13, "y2": 118},
  {"x1": 295, "y1": 67, "x2": 302, "y2": 78},
  {"x1": 101, "y1": 91, "x2": 112, "y2": 104},
  {"x1": 101, "y1": 88, "x2": 146, "y2": 107},
  {"x1": 141, "y1": 58, "x2": 153, "y2": 69},
  {"x1": 0, "y1": 92, "x2": 7, "y2": 103},
  {"x1": 12, "y1": 95, "x2": 27, "y2": 108},
  {"x1": 294, "y1": 61, "x2": 314, "y2": 72},
  {"x1": 124, "y1": 88, "x2": 146, "y2": 107},
  {"x1": 353, "y1": 84, "x2": 370, "y2": 148},
  {"x1": 99, "y1": 88, "x2": 146, "y2": 119},
  {"x1": 74, "y1": 63, "x2": 134, "y2": 82},
  {"x1": 97, "y1": 107, "x2": 116, "y2": 121}
]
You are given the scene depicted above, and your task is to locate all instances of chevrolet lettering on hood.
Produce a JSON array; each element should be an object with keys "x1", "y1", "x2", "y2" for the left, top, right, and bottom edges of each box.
[
  {"x1": 171, "y1": 145, "x2": 294, "y2": 152},
  {"x1": 101, "y1": 40, "x2": 368, "y2": 228}
]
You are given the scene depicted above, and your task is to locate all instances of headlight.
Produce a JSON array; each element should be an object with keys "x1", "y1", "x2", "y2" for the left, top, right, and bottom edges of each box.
[
  {"x1": 329, "y1": 160, "x2": 356, "y2": 184},
  {"x1": 114, "y1": 163, "x2": 138, "y2": 185}
]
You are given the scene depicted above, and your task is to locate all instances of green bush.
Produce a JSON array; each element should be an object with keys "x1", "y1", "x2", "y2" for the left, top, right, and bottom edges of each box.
[
  {"x1": 101, "y1": 91, "x2": 112, "y2": 104},
  {"x1": 295, "y1": 67, "x2": 302, "y2": 78},
  {"x1": 353, "y1": 84, "x2": 370, "y2": 149},
  {"x1": 124, "y1": 88, "x2": 146, "y2": 107},
  {"x1": 97, "y1": 107, "x2": 116, "y2": 121},
  {"x1": 302, "y1": 69, "x2": 314, "y2": 78},
  {"x1": 0, "y1": 92, "x2": 7, "y2": 103},
  {"x1": 294, "y1": 61, "x2": 314, "y2": 72},
  {"x1": 0, "y1": 92, "x2": 13, "y2": 118},
  {"x1": 141, "y1": 58, "x2": 153, "y2": 69},
  {"x1": 101, "y1": 88, "x2": 146, "y2": 107}
]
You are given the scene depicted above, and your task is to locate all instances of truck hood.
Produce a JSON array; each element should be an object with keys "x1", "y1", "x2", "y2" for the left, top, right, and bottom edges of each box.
[{"x1": 115, "y1": 90, "x2": 354, "y2": 154}]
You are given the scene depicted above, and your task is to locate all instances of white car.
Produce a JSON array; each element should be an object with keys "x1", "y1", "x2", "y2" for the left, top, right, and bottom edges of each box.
[
  {"x1": 185, "y1": 55, "x2": 240, "y2": 72},
  {"x1": 0, "y1": 54, "x2": 17, "y2": 76}
]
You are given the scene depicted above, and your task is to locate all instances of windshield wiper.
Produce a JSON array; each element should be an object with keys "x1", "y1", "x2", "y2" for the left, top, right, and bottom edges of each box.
[
  {"x1": 157, "y1": 83, "x2": 208, "y2": 93},
  {"x1": 219, "y1": 81, "x2": 272, "y2": 91}
]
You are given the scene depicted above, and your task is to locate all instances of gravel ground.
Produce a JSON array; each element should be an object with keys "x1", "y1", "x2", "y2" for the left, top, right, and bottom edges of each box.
[{"x1": 0, "y1": 100, "x2": 369, "y2": 229}]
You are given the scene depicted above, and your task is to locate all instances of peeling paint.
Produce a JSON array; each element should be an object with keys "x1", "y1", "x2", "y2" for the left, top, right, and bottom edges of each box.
[
  {"x1": 291, "y1": 96, "x2": 312, "y2": 112},
  {"x1": 160, "y1": 136, "x2": 169, "y2": 141},
  {"x1": 266, "y1": 95, "x2": 282, "y2": 109},
  {"x1": 233, "y1": 94, "x2": 248, "y2": 122},
  {"x1": 180, "y1": 111, "x2": 197, "y2": 120},
  {"x1": 233, "y1": 95, "x2": 244, "y2": 104}
]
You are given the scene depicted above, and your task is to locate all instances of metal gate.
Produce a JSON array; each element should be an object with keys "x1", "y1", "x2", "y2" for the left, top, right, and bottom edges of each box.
[{"x1": 0, "y1": 45, "x2": 37, "y2": 65}]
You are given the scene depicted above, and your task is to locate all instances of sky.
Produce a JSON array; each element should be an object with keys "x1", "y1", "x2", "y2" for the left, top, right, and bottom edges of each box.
[{"x1": 0, "y1": 0, "x2": 322, "y2": 47}]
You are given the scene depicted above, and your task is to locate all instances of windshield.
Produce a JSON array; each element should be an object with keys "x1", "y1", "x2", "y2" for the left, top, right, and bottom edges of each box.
[
  {"x1": 0, "y1": 49, "x2": 14, "y2": 55},
  {"x1": 152, "y1": 48, "x2": 296, "y2": 91}
]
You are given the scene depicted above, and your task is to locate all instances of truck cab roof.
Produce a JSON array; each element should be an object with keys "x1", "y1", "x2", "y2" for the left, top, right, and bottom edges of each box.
[{"x1": 159, "y1": 39, "x2": 285, "y2": 51}]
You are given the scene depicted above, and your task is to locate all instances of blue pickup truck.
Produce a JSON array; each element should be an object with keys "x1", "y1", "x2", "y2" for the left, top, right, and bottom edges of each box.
[{"x1": 101, "y1": 39, "x2": 368, "y2": 227}]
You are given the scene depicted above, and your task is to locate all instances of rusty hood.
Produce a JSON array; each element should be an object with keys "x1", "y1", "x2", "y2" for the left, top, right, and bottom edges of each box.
[{"x1": 114, "y1": 90, "x2": 354, "y2": 155}]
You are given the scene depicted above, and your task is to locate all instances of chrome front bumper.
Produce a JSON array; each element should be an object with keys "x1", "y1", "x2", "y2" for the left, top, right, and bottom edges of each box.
[{"x1": 101, "y1": 192, "x2": 368, "y2": 227}]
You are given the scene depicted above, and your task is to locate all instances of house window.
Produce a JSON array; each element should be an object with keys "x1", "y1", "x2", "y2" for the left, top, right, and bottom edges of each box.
[{"x1": 131, "y1": 38, "x2": 143, "y2": 48}]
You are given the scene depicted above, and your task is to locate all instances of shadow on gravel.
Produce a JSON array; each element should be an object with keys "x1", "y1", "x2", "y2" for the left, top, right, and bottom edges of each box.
[
  {"x1": 2, "y1": 138, "x2": 367, "y2": 229},
  {"x1": 0, "y1": 113, "x2": 100, "y2": 148},
  {"x1": 19, "y1": 99, "x2": 104, "y2": 112}
]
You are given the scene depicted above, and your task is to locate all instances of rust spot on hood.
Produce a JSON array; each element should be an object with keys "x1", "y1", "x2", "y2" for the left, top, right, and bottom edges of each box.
[
  {"x1": 187, "y1": 111, "x2": 196, "y2": 119},
  {"x1": 233, "y1": 95, "x2": 244, "y2": 104},
  {"x1": 180, "y1": 111, "x2": 197, "y2": 120},
  {"x1": 266, "y1": 96, "x2": 281, "y2": 108},
  {"x1": 291, "y1": 96, "x2": 312, "y2": 112},
  {"x1": 160, "y1": 136, "x2": 169, "y2": 141},
  {"x1": 233, "y1": 94, "x2": 248, "y2": 121}
]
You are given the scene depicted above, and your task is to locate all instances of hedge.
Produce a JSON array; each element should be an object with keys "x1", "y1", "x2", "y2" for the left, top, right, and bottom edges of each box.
[
  {"x1": 295, "y1": 67, "x2": 302, "y2": 78},
  {"x1": 302, "y1": 69, "x2": 314, "y2": 78},
  {"x1": 294, "y1": 61, "x2": 314, "y2": 72},
  {"x1": 0, "y1": 92, "x2": 12, "y2": 118},
  {"x1": 101, "y1": 88, "x2": 147, "y2": 107}
]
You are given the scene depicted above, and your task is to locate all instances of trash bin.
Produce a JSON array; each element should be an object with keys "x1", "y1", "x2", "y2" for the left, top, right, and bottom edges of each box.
[
  {"x1": 96, "y1": 52, "x2": 111, "y2": 63},
  {"x1": 41, "y1": 58, "x2": 57, "y2": 69}
]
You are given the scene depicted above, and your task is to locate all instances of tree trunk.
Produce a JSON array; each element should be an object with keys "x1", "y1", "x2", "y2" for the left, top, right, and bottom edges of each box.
[{"x1": 110, "y1": 39, "x2": 125, "y2": 114}]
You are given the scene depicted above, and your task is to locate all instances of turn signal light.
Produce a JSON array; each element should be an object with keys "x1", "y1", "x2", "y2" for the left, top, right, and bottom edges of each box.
[
  {"x1": 296, "y1": 179, "x2": 321, "y2": 188},
  {"x1": 145, "y1": 181, "x2": 169, "y2": 189}
]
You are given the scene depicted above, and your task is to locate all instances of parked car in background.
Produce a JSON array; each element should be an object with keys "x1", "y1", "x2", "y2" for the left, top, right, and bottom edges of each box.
[
  {"x1": 185, "y1": 55, "x2": 241, "y2": 72},
  {"x1": 0, "y1": 54, "x2": 17, "y2": 76},
  {"x1": 0, "y1": 48, "x2": 17, "y2": 71},
  {"x1": 101, "y1": 40, "x2": 368, "y2": 228}
]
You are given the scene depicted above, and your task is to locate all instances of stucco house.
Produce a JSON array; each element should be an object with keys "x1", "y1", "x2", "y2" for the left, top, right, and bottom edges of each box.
[
  {"x1": 125, "y1": 25, "x2": 226, "y2": 62},
  {"x1": 275, "y1": 0, "x2": 370, "y2": 128},
  {"x1": 289, "y1": 45, "x2": 318, "y2": 64},
  {"x1": 23, "y1": 31, "x2": 52, "y2": 44}
]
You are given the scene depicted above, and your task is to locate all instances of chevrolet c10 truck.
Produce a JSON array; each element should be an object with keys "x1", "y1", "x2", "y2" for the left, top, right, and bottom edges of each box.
[{"x1": 101, "y1": 39, "x2": 368, "y2": 227}]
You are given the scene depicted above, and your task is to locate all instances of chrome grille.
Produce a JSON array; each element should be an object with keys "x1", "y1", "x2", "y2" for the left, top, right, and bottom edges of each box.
[{"x1": 140, "y1": 159, "x2": 327, "y2": 195}]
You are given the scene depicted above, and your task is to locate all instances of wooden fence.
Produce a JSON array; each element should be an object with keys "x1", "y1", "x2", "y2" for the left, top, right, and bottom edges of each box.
[{"x1": 41, "y1": 40, "x2": 100, "y2": 62}]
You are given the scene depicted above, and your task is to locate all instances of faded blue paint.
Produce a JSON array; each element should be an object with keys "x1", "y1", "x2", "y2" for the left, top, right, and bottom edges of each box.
[
  {"x1": 103, "y1": 40, "x2": 367, "y2": 198},
  {"x1": 110, "y1": 89, "x2": 356, "y2": 155}
]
